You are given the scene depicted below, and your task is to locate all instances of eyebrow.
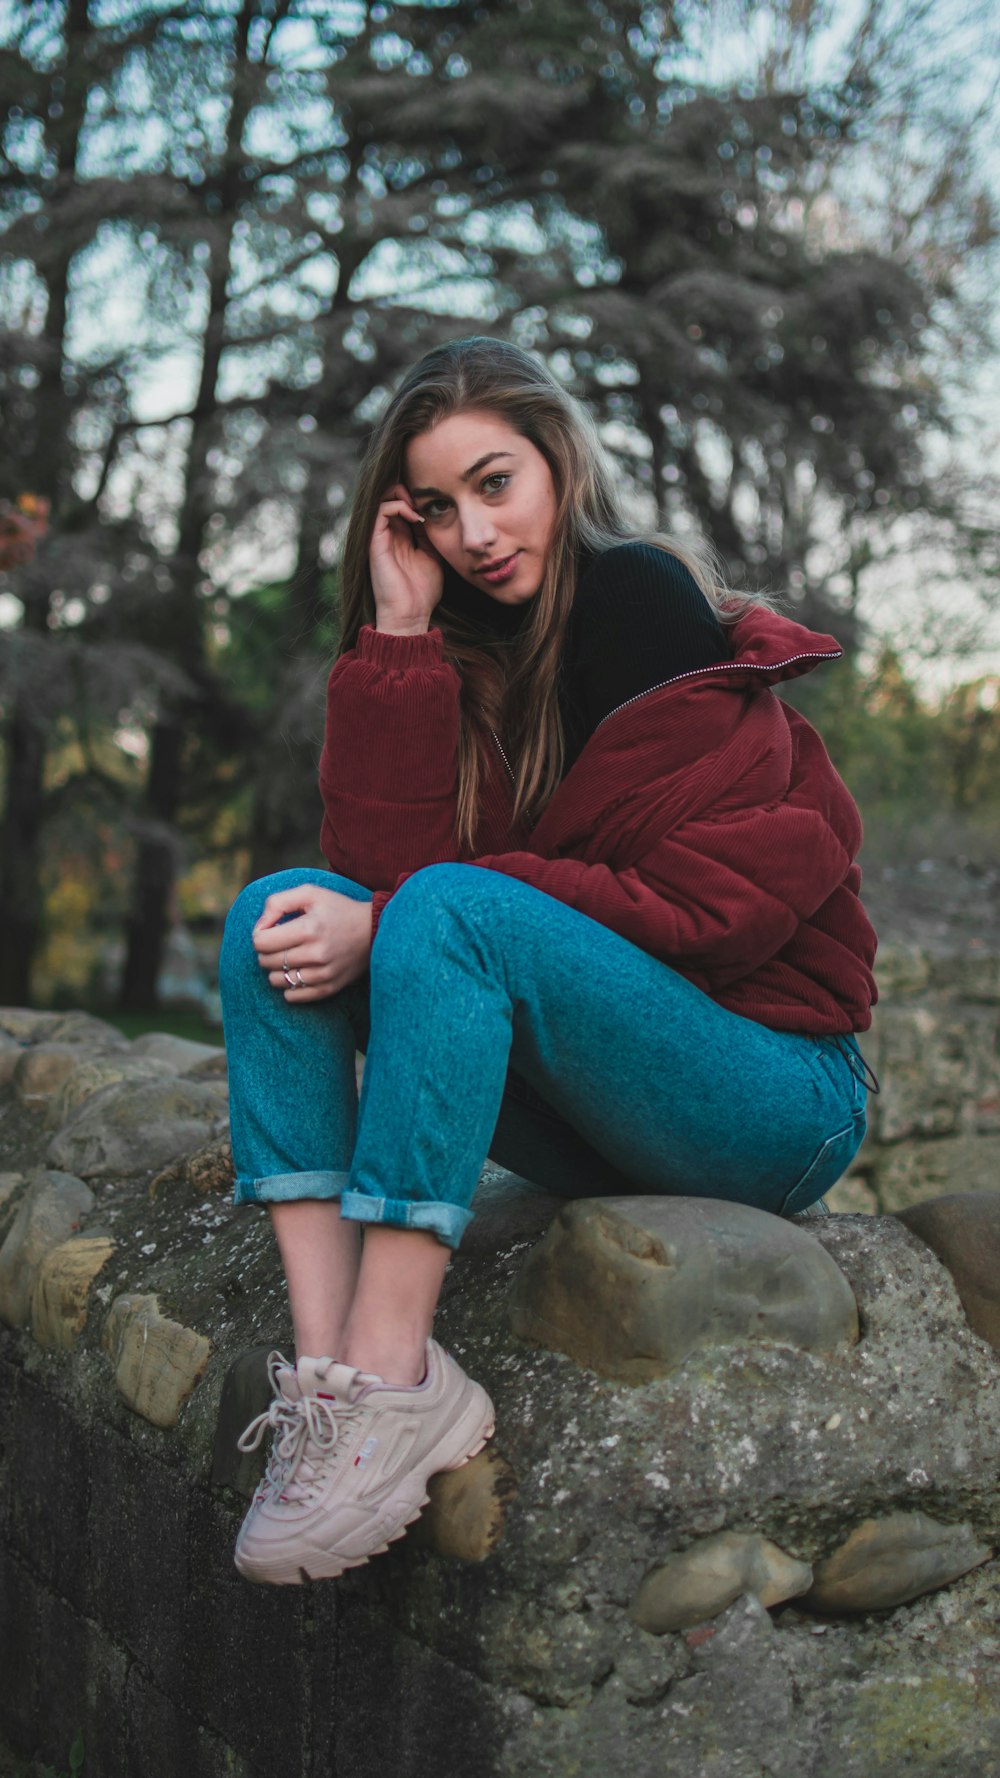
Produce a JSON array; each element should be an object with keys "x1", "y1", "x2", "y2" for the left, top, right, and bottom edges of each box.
[{"x1": 409, "y1": 451, "x2": 514, "y2": 498}]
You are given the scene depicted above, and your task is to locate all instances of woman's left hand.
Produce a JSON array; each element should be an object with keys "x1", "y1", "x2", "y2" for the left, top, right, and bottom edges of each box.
[{"x1": 252, "y1": 884, "x2": 373, "y2": 1002}]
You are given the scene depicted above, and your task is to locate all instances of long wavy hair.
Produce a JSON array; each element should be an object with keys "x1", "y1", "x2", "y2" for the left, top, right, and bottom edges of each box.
[{"x1": 338, "y1": 336, "x2": 737, "y2": 848}]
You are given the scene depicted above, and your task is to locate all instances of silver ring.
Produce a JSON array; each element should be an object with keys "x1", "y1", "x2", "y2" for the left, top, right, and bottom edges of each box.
[{"x1": 283, "y1": 964, "x2": 304, "y2": 988}]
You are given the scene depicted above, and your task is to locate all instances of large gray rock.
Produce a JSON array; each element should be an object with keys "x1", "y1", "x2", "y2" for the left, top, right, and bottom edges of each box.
[
  {"x1": 509, "y1": 1196, "x2": 859, "y2": 1380},
  {"x1": 13, "y1": 1043, "x2": 79, "y2": 1106},
  {"x1": 0, "y1": 1170, "x2": 94, "y2": 1327},
  {"x1": 46, "y1": 1077, "x2": 229, "y2": 1178},
  {"x1": 41, "y1": 1011, "x2": 128, "y2": 1050},
  {"x1": 0, "y1": 1007, "x2": 60, "y2": 1041},
  {"x1": 129, "y1": 1031, "x2": 226, "y2": 1075},
  {"x1": 49, "y1": 1053, "x2": 174, "y2": 1128}
]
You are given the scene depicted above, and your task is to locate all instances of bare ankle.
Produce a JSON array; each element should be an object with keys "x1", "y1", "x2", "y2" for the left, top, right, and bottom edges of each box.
[{"x1": 340, "y1": 1336, "x2": 427, "y2": 1387}]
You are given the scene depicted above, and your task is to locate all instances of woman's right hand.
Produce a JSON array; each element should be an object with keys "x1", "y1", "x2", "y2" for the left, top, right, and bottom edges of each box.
[{"x1": 369, "y1": 484, "x2": 443, "y2": 635}]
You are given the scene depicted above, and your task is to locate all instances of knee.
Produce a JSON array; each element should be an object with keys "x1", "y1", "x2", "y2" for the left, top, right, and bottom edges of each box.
[
  {"x1": 374, "y1": 864, "x2": 491, "y2": 962},
  {"x1": 220, "y1": 868, "x2": 363, "y2": 984}
]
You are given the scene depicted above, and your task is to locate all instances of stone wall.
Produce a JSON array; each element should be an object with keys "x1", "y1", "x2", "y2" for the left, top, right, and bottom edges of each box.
[
  {"x1": 828, "y1": 940, "x2": 1000, "y2": 1216},
  {"x1": 1, "y1": 974, "x2": 999, "y2": 1778}
]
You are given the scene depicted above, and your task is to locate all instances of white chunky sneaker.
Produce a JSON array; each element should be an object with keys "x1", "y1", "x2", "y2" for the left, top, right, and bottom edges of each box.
[
  {"x1": 233, "y1": 1338, "x2": 495, "y2": 1586},
  {"x1": 233, "y1": 1350, "x2": 311, "y2": 1520}
]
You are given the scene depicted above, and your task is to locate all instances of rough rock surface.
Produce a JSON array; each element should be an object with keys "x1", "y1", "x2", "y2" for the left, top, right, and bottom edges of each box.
[
  {"x1": 49, "y1": 1053, "x2": 176, "y2": 1128},
  {"x1": 0, "y1": 990, "x2": 999, "y2": 1778},
  {"x1": 829, "y1": 938, "x2": 1000, "y2": 1217},
  {"x1": 510, "y1": 1195, "x2": 860, "y2": 1379},
  {"x1": 151, "y1": 1133, "x2": 235, "y2": 1199},
  {"x1": 130, "y1": 1032, "x2": 227, "y2": 1075},
  {"x1": 46, "y1": 1076, "x2": 229, "y2": 1179},
  {"x1": 12, "y1": 1045, "x2": 80, "y2": 1107}
]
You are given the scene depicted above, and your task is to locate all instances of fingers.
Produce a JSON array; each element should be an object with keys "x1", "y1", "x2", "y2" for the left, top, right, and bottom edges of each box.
[
  {"x1": 255, "y1": 928, "x2": 325, "y2": 966},
  {"x1": 254, "y1": 888, "x2": 371, "y2": 1000},
  {"x1": 254, "y1": 919, "x2": 308, "y2": 958},
  {"x1": 267, "y1": 964, "x2": 308, "y2": 990},
  {"x1": 265, "y1": 961, "x2": 317, "y2": 991},
  {"x1": 376, "y1": 489, "x2": 425, "y2": 530},
  {"x1": 265, "y1": 966, "x2": 338, "y2": 1003},
  {"x1": 253, "y1": 884, "x2": 321, "y2": 938}
]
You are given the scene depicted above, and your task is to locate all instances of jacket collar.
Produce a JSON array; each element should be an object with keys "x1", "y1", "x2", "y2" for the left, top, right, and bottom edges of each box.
[
  {"x1": 722, "y1": 605, "x2": 843, "y2": 684},
  {"x1": 527, "y1": 606, "x2": 842, "y2": 846}
]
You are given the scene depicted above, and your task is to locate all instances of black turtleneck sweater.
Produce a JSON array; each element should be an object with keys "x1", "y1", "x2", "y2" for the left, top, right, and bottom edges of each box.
[{"x1": 436, "y1": 540, "x2": 730, "y2": 776}]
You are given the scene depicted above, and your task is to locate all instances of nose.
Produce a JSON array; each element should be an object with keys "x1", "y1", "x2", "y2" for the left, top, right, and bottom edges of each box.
[{"x1": 458, "y1": 499, "x2": 499, "y2": 559}]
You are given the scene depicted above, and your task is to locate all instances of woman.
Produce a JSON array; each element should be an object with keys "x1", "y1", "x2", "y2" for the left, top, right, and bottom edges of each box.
[{"x1": 220, "y1": 335, "x2": 877, "y2": 1587}]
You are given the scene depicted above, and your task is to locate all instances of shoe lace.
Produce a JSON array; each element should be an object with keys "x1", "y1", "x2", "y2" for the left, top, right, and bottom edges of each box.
[{"x1": 236, "y1": 1351, "x2": 367, "y2": 1504}]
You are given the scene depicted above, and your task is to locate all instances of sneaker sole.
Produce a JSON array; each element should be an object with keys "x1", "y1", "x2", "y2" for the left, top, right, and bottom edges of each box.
[{"x1": 235, "y1": 1403, "x2": 495, "y2": 1587}]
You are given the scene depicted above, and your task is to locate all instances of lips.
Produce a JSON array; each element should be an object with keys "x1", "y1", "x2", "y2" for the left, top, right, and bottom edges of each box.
[{"x1": 479, "y1": 552, "x2": 520, "y2": 583}]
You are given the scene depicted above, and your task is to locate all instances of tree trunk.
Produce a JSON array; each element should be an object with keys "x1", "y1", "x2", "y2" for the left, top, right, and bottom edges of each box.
[
  {"x1": 118, "y1": 0, "x2": 258, "y2": 1009},
  {"x1": 0, "y1": 711, "x2": 47, "y2": 1004},
  {"x1": 0, "y1": 0, "x2": 92, "y2": 1006},
  {"x1": 118, "y1": 721, "x2": 185, "y2": 1012}
]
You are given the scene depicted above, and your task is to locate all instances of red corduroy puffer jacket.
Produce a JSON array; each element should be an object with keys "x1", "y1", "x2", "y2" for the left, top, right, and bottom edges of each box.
[{"x1": 318, "y1": 607, "x2": 877, "y2": 1035}]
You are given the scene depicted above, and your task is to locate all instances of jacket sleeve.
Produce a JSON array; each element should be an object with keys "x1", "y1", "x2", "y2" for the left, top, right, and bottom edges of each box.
[{"x1": 319, "y1": 625, "x2": 462, "y2": 892}]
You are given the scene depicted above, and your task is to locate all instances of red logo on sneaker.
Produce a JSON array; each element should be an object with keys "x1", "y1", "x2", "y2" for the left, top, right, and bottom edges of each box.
[{"x1": 353, "y1": 1436, "x2": 378, "y2": 1469}]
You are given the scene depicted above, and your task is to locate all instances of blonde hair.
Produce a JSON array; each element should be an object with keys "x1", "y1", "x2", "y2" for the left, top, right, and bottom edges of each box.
[{"x1": 339, "y1": 336, "x2": 740, "y2": 848}]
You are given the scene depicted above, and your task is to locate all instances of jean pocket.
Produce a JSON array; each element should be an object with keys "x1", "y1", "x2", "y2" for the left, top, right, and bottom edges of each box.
[{"x1": 778, "y1": 1111, "x2": 867, "y2": 1218}]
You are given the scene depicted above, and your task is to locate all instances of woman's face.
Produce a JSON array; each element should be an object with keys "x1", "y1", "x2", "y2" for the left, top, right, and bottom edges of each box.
[{"x1": 403, "y1": 409, "x2": 558, "y2": 604}]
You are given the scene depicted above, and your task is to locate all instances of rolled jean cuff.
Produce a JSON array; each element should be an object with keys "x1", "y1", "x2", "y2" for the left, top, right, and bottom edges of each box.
[
  {"x1": 339, "y1": 1188, "x2": 473, "y2": 1251},
  {"x1": 232, "y1": 1168, "x2": 351, "y2": 1208}
]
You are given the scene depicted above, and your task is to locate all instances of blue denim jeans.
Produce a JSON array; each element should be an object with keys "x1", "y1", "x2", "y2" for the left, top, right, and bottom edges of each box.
[{"x1": 219, "y1": 864, "x2": 868, "y2": 1249}]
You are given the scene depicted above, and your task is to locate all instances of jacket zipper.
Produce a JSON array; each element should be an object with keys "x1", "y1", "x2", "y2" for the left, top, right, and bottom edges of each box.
[
  {"x1": 489, "y1": 728, "x2": 515, "y2": 782},
  {"x1": 594, "y1": 650, "x2": 842, "y2": 731},
  {"x1": 489, "y1": 648, "x2": 840, "y2": 776}
]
